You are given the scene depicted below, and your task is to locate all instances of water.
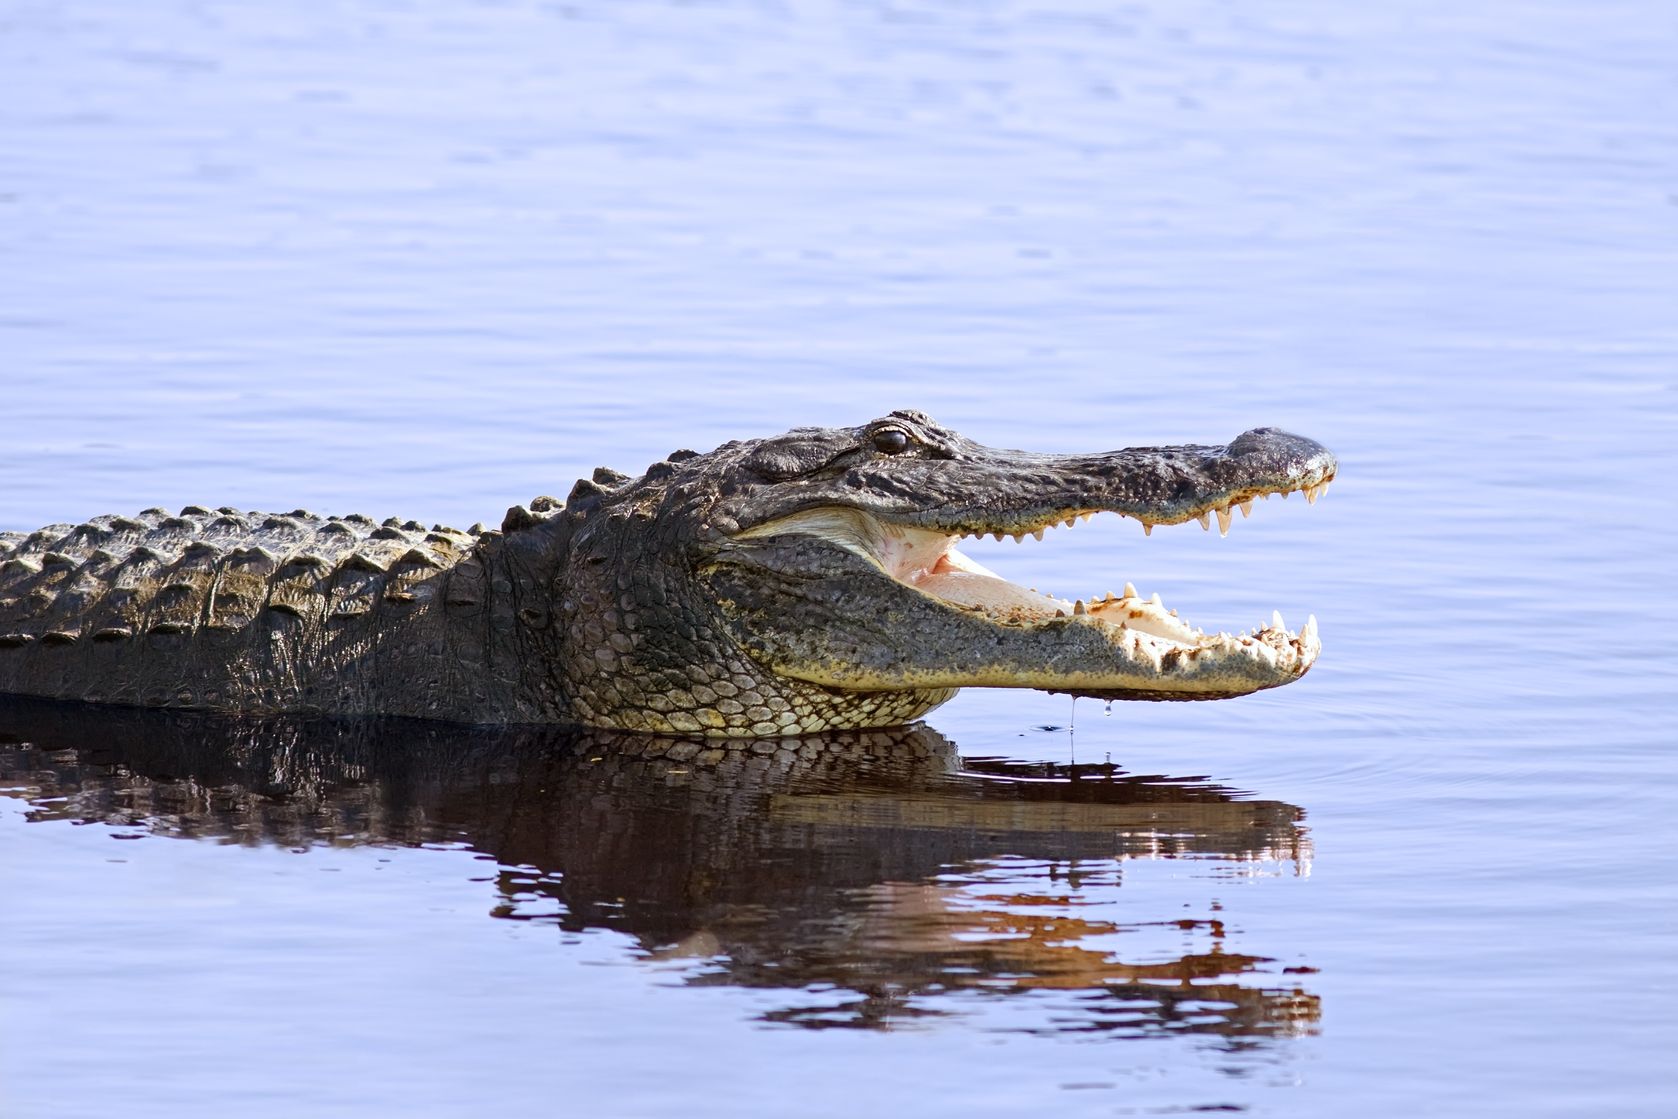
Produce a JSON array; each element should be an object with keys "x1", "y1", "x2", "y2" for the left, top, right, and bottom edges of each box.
[{"x1": 2, "y1": 1, "x2": 1675, "y2": 1115}]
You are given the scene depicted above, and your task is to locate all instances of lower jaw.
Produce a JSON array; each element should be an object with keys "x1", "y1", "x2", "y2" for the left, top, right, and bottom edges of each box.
[{"x1": 896, "y1": 570, "x2": 1316, "y2": 690}]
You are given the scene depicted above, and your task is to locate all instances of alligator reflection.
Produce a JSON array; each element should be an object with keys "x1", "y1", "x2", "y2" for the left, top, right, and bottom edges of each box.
[{"x1": 0, "y1": 697, "x2": 1317, "y2": 1038}]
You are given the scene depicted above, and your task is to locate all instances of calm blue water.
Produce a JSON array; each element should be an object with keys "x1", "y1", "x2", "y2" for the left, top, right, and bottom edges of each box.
[{"x1": 2, "y1": 1, "x2": 1676, "y2": 1115}]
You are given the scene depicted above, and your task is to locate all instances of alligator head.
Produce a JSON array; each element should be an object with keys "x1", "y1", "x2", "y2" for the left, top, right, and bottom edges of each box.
[{"x1": 534, "y1": 410, "x2": 1336, "y2": 735}]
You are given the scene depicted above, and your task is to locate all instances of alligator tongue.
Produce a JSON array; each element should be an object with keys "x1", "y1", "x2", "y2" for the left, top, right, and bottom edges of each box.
[
  {"x1": 912, "y1": 551, "x2": 1064, "y2": 619},
  {"x1": 915, "y1": 570, "x2": 1064, "y2": 617}
]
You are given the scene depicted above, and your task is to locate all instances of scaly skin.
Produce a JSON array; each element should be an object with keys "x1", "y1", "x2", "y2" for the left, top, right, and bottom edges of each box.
[{"x1": 0, "y1": 411, "x2": 1336, "y2": 733}]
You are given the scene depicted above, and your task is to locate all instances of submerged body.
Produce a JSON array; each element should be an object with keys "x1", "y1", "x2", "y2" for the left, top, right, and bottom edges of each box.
[{"x1": 0, "y1": 412, "x2": 1335, "y2": 734}]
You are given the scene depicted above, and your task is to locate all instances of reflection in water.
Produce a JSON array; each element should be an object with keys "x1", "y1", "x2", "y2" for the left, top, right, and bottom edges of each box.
[{"x1": 0, "y1": 698, "x2": 1317, "y2": 1039}]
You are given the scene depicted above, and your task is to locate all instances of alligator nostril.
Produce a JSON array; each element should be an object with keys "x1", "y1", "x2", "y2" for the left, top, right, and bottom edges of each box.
[{"x1": 1230, "y1": 427, "x2": 1317, "y2": 456}]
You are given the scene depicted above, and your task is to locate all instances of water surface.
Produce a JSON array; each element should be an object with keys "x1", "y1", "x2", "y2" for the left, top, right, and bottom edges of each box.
[{"x1": 2, "y1": 1, "x2": 1675, "y2": 1116}]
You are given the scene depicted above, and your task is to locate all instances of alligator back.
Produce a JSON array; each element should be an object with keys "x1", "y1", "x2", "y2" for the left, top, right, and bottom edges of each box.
[{"x1": 0, "y1": 507, "x2": 487, "y2": 715}]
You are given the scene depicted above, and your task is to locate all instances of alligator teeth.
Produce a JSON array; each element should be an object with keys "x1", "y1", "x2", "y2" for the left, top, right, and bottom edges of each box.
[
  {"x1": 1195, "y1": 512, "x2": 1211, "y2": 531},
  {"x1": 1238, "y1": 499, "x2": 1253, "y2": 517},
  {"x1": 1033, "y1": 527, "x2": 1046, "y2": 541},
  {"x1": 1305, "y1": 486, "x2": 1320, "y2": 505},
  {"x1": 1142, "y1": 522, "x2": 1153, "y2": 537},
  {"x1": 1080, "y1": 512, "x2": 1094, "y2": 523},
  {"x1": 1122, "y1": 581, "x2": 1138, "y2": 599},
  {"x1": 1073, "y1": 599, "x2": 1087, "y2": 615},
  {"x1": 1215, "y1": 506, "x2": 1232, "y2": 536},
  {"x1": 1149, "y1": 592, "x2": 1162, "y2": 607},
  {"x1": 1272, "y1": 609, "x2": 1286, "y2": 633}
]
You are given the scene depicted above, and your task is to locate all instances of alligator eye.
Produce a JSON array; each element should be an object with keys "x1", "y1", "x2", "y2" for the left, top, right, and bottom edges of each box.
[{"x1": 872, "y1": 428, "x2": 910, "y2": 455}]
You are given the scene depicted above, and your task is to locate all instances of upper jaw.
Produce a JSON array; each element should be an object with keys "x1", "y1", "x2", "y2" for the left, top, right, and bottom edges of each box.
[
  {"x1": 723, "y1": 427, "x2": 1337, "y2": 541},
  {"x1": 903, "y1": 429, "x2": 1338, "y2": 538}
]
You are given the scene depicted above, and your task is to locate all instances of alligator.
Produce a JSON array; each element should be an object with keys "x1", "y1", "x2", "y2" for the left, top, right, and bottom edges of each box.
[{"x1": 0, "y1": 411, "x2": 1336, "y2": 735}]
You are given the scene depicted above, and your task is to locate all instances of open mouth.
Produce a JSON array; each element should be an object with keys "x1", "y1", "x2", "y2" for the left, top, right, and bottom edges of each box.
[{"x1": 734, "y1": 471, "x2": 1333, "y2": 695}]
